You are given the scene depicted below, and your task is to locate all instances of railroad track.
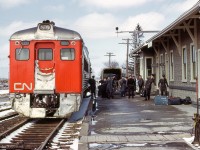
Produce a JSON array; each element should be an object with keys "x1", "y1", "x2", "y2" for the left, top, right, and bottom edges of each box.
[
  {"x1": 0, "y1": 112, "x2": 18, "y2": 122},
  {"x1": 0, "y1": 118, "x2": 83, "y2": 149},
  {"x1": 0, "y1": 107, "x2": 12, "y2": 112}
]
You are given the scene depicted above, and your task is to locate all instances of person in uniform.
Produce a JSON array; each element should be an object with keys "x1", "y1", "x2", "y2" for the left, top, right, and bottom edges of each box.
[
  {"x1": 158, "y1": 75, "x2": 168, "y2": 96},
  {"x1": 138, "y1": 75, "x2": 144, "y2": 95},
  {"x1": 144, "y1": 74, "x2": 154, "y2": 100},
  {"x1": 106, "y1": 76, "x2": 113, "y2": 99},
  {"x1": 119, "y1": 76, "x2": 127, "y2": 97},
  {"x1": 88, "y1": 75, "x2": 96, "y2": 99},
  {"x1": 127, "y1": 75, "x2": 136, "y2": 98}
]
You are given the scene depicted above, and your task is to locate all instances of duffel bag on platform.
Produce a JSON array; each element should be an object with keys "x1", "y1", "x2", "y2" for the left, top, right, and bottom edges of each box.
[{"x1": 168, "y1": 97, "x2": 181, "y2": 105}]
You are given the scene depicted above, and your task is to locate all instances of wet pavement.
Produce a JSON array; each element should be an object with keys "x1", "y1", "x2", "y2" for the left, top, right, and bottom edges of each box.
[{"x1": 79, "y1": 95, "x2": 196, "y2": 150}]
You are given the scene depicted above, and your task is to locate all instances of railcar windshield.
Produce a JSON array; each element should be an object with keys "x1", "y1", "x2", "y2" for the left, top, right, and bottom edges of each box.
[
  {"x1": 15, "y1": 48, "x2": 29, "y2": 60},
  {"x1": 38, "y1": 48, "x2": 53, "y2": 60},
  {"x1": 60, "y1": 48, "x2": 75, "y2": 60}
]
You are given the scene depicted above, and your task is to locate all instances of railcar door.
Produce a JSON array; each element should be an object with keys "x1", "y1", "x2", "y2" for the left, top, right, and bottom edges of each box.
[{"x1": 34, "y1": 42, "x2": 55, "y2": 94}]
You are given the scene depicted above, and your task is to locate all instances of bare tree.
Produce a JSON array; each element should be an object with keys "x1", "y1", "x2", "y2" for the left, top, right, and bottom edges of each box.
[{"x1": 104, "y1": 60, "x2": 119, "y2": 68}]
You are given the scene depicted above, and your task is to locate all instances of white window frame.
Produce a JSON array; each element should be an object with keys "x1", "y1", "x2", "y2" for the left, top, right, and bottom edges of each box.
[
  {"x1": 160, "y1": 54, "x2": 164, "y2": 78},
  {"x1": 169, "y1": 50, "x2": 174, "y2": 81},
  {"x1": 165, "y1": 52, "x2": 169, "y2": 81},
  {"x1": 144, "y1": 57, "x2": 153, "y2": 80},
  {"x1": 190, "y1": 43, "x2": 196, "y2": 82},
  {"x1": 182, "y1": 46, "x2": 187, "y2": 82},
  {"x1": 198, "y1": 49, "x2": 200, "y2": 98}
]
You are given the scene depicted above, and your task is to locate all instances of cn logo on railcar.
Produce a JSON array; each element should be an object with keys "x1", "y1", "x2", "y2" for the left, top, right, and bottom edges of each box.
[{"x1": 14, "y1": 83, "x2": 32, "y2": 91}]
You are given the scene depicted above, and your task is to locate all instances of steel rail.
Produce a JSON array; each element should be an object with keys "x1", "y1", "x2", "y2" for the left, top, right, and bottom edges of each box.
[
  {"x1": 0, "y1": 118, "x2": 30, "y2": 139},
  {"x1": 0, "y1": 107, "x2": 12, "y2": 112},
  {"x1": 37, "y1": 119, "x2": 66, "y2": 150},
  {"x1": 0, "y1": 113, "x2": 18, "y2": 121}
]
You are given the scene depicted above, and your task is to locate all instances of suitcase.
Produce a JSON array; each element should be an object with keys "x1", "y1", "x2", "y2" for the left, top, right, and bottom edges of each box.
[{"x1": 154, "y1": 95, "x2": 168, "y2": 105}]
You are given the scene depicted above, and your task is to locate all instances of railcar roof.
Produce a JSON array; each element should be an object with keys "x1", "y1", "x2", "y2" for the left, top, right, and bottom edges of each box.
[{"x1": 10, "y1": 26, "x2": 82, "y2": 41}]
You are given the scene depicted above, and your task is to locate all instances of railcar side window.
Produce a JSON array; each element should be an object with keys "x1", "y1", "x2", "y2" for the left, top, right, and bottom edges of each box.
[
  {"x1": 60, "y1": 48, "x2": 75, "y2": 60},
  {"x1": 15, "y1": 48, "x2": 29, "y2": 60},
  {"x1": 38, "y1": 48, "x2": 53, "y2": 60}
]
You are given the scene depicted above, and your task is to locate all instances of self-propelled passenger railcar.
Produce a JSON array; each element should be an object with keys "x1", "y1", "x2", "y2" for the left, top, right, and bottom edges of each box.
[{"x1": 9, "y1": 20, "x2": 91, "y2": 118}]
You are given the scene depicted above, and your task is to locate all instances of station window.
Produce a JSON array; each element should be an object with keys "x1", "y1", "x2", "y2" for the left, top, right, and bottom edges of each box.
[
  {"x1": 170, "y1": 50, "x2": 174, "y2": 81},
  {"x1": 38, "y1": 48, "x2": 53, "y2": 60},
  {"x1": 160, "y1": 54, "x2": 164, "y2": 78},
  {"x1": 182, "y1": 47, "x2": 187, "y2": 81},
  {"x1": 15, "y1": 48, "x2": 29, "y2": 60},
  {"x1": 60, "y1": 48, "x2": 75, "y2": 60},
  {"x1": 190, "y1": 44, "x2": 196, "y2": 81}
]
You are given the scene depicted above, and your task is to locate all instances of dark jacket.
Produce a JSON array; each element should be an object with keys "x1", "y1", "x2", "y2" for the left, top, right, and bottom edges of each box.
[
  {"x1": 119, "y1": 78, "x2": 127, "y2": 91},
  {"x1": 88, "y1": 78, "x2": 96, "y2": 92},
  {"x1": 145, "y1": 78, "x2": 153, "y2": 90},
  {"x1": 158, "y1": 78, "x2": 168, "y2": 90},
  {"x1": 127, "y1": 78, "x2": 136, "y2": 90},
  {"x1": 138, "y1": 78, "x2": 144, "y2": 87}
]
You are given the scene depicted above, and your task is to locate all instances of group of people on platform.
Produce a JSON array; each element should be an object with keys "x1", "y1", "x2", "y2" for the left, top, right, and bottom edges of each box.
[
  {"x1": 98, "y1": 76, "x2": 118, "y2": 99},
  {"x1": 89, "y1": 73, "x2": 169, "y2": 101}
]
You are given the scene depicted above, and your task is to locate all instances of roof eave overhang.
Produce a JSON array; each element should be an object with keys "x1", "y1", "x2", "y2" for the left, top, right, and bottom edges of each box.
[
  {"x1": 146, "y1": 2, "x2": 200, "y2": 44},
  {"x1": 130, "y1": 1, "x2": 200, "y2": 57}
]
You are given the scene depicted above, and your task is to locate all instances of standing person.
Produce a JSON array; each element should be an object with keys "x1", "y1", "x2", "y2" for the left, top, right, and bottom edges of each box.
[
  {"x1": 138, "y1": 75, "x2": 144, "y2": 95},
  {"x1": 119, "y1": 77, "x2": 127, "y2": 97},
  {"x1": 101, "y1": 78, "x2": 108, "y2": 98},
  {"x1": 88, "y1": 75, "x2": 96, "y2": 99},
  {"x1": 112, "y1": 76, "x2": 117, "y2": 93},
  {"x1": 144, "y1": 74, "x2": 154, "y2": 100},
  {"x1": 106, "y1": 76, "x2": 113, "y2": 99},
  {"x1": 127, "y1": 75, "x2": 136, "y2": 98},
  {"x1": 158, "y1": 75, "x2": 168, "y2": 96}
]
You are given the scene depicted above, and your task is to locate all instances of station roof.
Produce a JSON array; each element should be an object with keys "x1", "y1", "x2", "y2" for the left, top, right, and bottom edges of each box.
[{"x1": 130, "y1": 1, "x2": 200, "y2": 56}]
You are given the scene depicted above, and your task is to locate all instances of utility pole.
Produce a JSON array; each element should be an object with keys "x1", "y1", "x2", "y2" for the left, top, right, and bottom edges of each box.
[
  {"x1": 119, "y1": 39, "x2": 132, "y2": 77},
  {"x1": 116, "y1": 26, "x2": 159, "y2": 76},
  {"x1": 104, "y1": 52, "x2": 115, "y2": 68}
]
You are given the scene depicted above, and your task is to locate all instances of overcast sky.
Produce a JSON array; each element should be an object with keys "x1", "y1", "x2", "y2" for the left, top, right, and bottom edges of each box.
[{"x1": 0, "y1": 0, "x2": 198, "y2": 78}]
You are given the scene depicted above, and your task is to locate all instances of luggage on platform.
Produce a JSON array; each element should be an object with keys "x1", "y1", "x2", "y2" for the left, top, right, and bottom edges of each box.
[
  {"x1": 181, "y1": 96, "x2": 192, "y2": 105},
  {"x1": 154, "y1": 95, "x2": 168, "y2": 105},
  {"x1": 168, "y1": 96, "x2": 191, "y2": 105},
  {"x1": 168, "y1": 97, "x2": 181, "y2": 105}
]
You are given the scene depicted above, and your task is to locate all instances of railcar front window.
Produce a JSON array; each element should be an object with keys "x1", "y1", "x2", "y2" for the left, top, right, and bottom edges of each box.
[
  {"x1": 60, "y1": 48, "x2": 75, "y2": 60},
  {"x1": 15, "y1": 48, "x2": 29, "y2": 60},
  {"x1": 38, "y1": 48, "x2": 53, "y2": 60}
]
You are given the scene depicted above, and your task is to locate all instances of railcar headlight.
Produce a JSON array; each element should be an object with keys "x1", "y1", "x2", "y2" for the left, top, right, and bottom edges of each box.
[
  {"x1": 21, "y1": 41, "x2": 30, "y2": 46},
  {"x1": 61, "y1": 41, "x2": 70, "y2": 46}
]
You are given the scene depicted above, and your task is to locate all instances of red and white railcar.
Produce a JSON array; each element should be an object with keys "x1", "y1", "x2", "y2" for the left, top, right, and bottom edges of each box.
[{"x1": 9, "y1": 20, "x2": 91, "y2": 118}]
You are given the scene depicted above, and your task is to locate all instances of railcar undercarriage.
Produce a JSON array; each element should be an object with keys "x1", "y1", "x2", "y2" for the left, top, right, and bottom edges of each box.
[
  {"x1": 31, "y1": 94, "x2": 60, "y2": 116},
  {"x1": 10, "y1": 93, "x2": 82, "y2": 118}
]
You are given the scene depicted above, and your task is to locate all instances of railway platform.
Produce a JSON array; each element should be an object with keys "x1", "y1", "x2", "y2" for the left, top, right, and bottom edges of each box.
[{"x1": 79, "y1": 95, "x2": 197, "y2": 150}]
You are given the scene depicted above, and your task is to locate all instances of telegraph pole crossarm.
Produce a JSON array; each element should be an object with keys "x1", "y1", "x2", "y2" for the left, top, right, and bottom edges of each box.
[{"x1": 104, "y1": 52, "x2": 115, "y2": 68}]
